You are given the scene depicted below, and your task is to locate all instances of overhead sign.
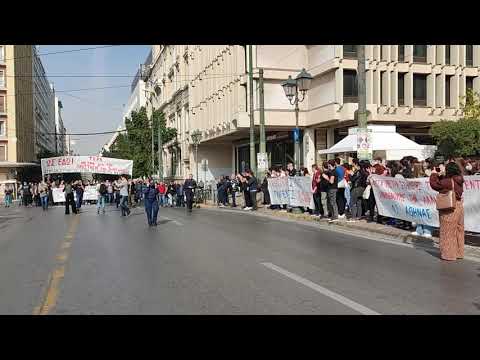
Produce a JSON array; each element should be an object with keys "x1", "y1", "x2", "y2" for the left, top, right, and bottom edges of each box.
[{"x1": 41, "y1": 156, "x2": 133, "y2": 176}]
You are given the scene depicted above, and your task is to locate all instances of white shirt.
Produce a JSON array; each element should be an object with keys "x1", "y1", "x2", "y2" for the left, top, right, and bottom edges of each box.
[{"x1": 119, "y1": 180, "x2": 129, "y2": 196}]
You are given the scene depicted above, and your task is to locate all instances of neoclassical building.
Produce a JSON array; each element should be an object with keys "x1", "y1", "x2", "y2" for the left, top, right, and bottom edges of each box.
[{"x1": 142, "y1": 45, "x2": 479, "y2": 182}]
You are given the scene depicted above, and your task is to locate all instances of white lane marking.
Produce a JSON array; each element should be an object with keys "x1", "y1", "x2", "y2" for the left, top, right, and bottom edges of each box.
[
  {"x1": 158, "y1": 216, "x2": 182, "y2": 226},
  {"x1": 261, "y1": 262, "x2": 380, "y2": 315}
]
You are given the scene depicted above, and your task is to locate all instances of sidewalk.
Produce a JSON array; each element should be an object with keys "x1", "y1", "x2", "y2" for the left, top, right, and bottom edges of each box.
[{"x1": 200, "y1": 200, "x2": 480, "y2": 261}]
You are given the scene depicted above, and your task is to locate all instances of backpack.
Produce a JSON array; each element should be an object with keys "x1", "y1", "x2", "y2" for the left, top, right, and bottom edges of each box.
[{"x1": 99, "y1": 183, "x2": 107, "y2": 195}]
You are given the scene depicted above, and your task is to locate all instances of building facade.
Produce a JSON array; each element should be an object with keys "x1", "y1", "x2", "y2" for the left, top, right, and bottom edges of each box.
[
  {"x1": 144, "y1": 45, "x2": 480, "y2": 182},
  {"x1": 0, "y1": 45, "x2": 56, "y2": 181},
  {"x1": 54, "y1": 96, "x2": 67, "y2": 155}
]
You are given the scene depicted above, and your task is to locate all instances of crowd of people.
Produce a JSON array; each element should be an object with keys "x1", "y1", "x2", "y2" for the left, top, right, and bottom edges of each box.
[{"x1": 215, "y1": 169, "x2": 259, "y2": 211}]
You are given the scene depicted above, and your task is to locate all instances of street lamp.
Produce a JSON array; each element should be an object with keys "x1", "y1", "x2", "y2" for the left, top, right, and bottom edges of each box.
[
  {"x1": 190, "y1": 129, "x2": 202, "y2": 182},
  {"x1": 281, "y1": 68, "x2": 313, "y2": 174}
]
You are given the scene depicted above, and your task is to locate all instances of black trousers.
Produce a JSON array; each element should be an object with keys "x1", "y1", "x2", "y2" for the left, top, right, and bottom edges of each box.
[
  {"x1": 231, "y1": 191, "x2": 236, "y2": 207},
  {"x1": 337, "y1": 188, "x2": 346, "y2": 216},
  {"x1": 368, "y1": 191, "x2": 382, "y2": 222},
  {"x1": 244, "y1": 190, "x2": 252, "y2": 207},
  {"x1": 250, "y1": 191, "x2": 257, "y2": 210},
  {"x1": 65, "y1": 193, "x2": 77, "y2": 214},
  {"x1": 185, "y1": 192, "x2": 194, "y2": 211},
  {"x1": 313, "y1": 192, "x2": 322, "y2": 215}
]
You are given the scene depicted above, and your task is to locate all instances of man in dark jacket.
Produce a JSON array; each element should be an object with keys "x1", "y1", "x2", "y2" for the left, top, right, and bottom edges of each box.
[
  {"x1": 245, "y1": 170, "x2": 258, "y2": 211},
  {"x1": 183, "y1": 174, "x2": 197, "y2": 212},
  {"x1": 143, "y1": 180, "x2": 159, "y2": 226}
]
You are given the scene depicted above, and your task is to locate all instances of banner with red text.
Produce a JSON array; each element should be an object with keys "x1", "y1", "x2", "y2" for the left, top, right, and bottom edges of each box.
[
  {"x1": 268, "y1": 176, "x2": 314, "y2": 208},
  {"x1": 41, "y1": 156, "x2": 133, "y2": 176},
  {"x1": 370, "y1": 175, "x2": 480, "y2": 233}
]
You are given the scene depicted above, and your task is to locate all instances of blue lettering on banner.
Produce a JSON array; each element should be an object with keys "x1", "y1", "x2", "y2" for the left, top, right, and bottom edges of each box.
[{"x1": 405, "y1": 205, "x2": 432, "y2": 220}]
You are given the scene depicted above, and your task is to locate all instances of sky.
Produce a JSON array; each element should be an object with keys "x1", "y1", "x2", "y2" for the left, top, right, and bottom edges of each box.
[{"x1": 40, "y1": 45, "x2": 151, "y2": 155}]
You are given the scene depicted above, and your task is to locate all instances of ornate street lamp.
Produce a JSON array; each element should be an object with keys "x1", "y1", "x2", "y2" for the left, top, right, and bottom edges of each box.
[
  {"x1": 281, "y1": 68, "x2": 313, "y2": 174},
  {"x1": 190, "y1": 129, "x2": 202, "y2": 182}
]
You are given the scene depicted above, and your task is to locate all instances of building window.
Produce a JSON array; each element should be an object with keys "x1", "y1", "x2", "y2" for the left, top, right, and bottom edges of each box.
[
  {"x1": 343, "y1": 45, "x2": 357, "y2": 59},
  {"x1": 0, "y1": 95, "x2": 5, "y2": 113},
  {"x1": 398, "y1": 45, "x2": 405, "y2": 62},
  {"x1": 466, "y1": 76, "x2": 474, "y2": 92},
  {"x1": 0, "y1": 145, "x2": 5, "y2": 161},
  {"x1": 466, "y1": 45, "x2": 473, "y2": 67},
  {"x1": 343, "y1": 70, "x2": 358, "y2": 103},
  {"x1": 0, "y1": 70, "x2": 4, "y2": 88},
  {"x1": 445, "y1": 75, "x2": 451, "y2": 108},
  {"x1": 0, "y1": 120, "x2": 5, "y2": 136},
  {"x1": 445, "y1": 45, "x2": 451, "y2": 65},
  {"x1": 413, "y1": 74, "x2": 427, "y2": 106},
  {"x1": 0, "y1": 46, "x2": 4, "y2": 62},
  {"x1": 413, "y1": 45, "x2": 427, "y2": 63},
  {"x1": 398, "y1": 73, "x2": 405, "y2": 106}
]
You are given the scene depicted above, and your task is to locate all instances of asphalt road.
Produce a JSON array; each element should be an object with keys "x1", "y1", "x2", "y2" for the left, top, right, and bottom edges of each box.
[{"x1": 1, "y1": 203, "x2": 480, "y2": 315}]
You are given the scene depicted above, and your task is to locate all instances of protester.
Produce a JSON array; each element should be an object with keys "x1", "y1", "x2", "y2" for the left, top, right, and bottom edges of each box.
[
  {"x1": 167, "y1": 181, "x2": 176, "y2": 207},
  {"x1": 335, "y1": 158, "x2": 347, "y2": 219},
  {"x1": 261, "y1": 170, "x2": 271, "y2": 207},
  {"x1": 157, "y1": 181, "x2": 167, "y2": 207},
  {"x1": 22, "y1": 182, "x2": 32, "y2": 207},
  {"x1": 287, "y1": 162, "x2": 296, "y2": 177},
  {"x1": 246, "y1": 169, "x2": 258, "y2": 211},
  {"x1": 75, "y1": 180, "x2": 84, "y2": 211},
  {"x1": 230, "y1": 173, "x2": 239, "y2": 208},
  {"x1": 311, "y1": 164, "x2": 322, "y2": 217},
  {"x1": 349, "y1": 161, "x2": 369, "y2": 222},
  {"x1": 119, "y1": 176, "x2": 130, "y2": 217},
  {"x1": 63, "y1": 181, "x2": 77, "y2": 215},
  {"x1": 176, "y1": 181, "x2": 184, "y2": 207},
  {"x1": 411, "y1": 163, "x2": 434, "y2": 237},
  {"x1": 4, "y1": 185, "x2": 13, "y2": 207},
  {"x1": 143, "y1": 179, "x2": 160, "y2": 226},
  {"x1": 325, "y1": 160, "x2": 339, "y2": 222},
  {"x1": 430, "y1": 162, "x2": 465, "y2": 261},
  {"x1": 38, "y1": 179, "x2": 49, "y2": 211},
  {"x1": 367, "y1": 158, "x2": 387, "y2": 223},
  {"x1": 183, "y1": 174, "x2": 197, "y2": 213},
  {"x1": 217, "y1": 176, "x2": 227, "y2": 207},
  {"x1": 97, "y1": 181, "x2": 107, "y2": 215}
]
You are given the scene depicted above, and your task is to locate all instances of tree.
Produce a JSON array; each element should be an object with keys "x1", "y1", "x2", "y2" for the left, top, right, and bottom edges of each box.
[
  {"x1": 431, "y1": 89, "x2": 480, "y2": 158},
  {"x1": 106, "y1": 107, "x2": 176, "y2": 178}
]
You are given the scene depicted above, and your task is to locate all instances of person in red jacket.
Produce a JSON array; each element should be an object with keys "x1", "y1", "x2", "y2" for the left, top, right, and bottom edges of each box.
[{"x1": 157, "y1": 181, "x2": 167, "y2": 207}]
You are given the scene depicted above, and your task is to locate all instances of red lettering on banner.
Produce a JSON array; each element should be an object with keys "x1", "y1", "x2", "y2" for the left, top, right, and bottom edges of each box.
[
  {"x1": 464, "y1": 179, "x2": 480, "y2": 190},
  {"x1": 380, "y1": 192, "x2": 405, "y2": 201}
]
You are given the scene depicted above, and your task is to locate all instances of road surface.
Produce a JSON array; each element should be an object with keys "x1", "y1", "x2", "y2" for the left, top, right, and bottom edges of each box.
[{"x1": 1, "y1": 204, "x2": 479, "y2": 314}]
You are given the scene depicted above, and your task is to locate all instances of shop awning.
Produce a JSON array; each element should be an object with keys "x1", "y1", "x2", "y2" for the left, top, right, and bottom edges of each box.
[{"x1": 0, "y1": 162, "x2": 39, "y2": 168}]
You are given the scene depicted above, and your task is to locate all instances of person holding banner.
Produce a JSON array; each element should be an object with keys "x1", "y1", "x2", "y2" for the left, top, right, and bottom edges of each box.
[{"x1": 430, "y1": 162, "x2": 465, "y2": 261}]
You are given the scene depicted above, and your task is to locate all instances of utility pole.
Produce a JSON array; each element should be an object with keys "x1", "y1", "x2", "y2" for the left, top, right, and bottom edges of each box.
[
  {"x1": 356, "y1": 45, "x2": 371, "y2": 161},
  {"x1": 258, "y1": 68, "x2": 266, "y2": 181},
  {"x1": 248, "y1": 45, "x2": 256, "y2": 175},
  {"x1": 158, "y1": 112, "x2": 163, "y2": 181}
]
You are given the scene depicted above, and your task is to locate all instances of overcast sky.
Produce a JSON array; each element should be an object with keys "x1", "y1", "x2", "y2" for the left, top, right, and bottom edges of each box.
[{"x1": 40, "y1": 45, "x2": 151, "y2": 155}]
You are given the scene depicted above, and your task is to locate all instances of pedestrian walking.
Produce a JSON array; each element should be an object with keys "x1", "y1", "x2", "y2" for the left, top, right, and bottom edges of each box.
[
  {"x1": 143, "y1": 180, "x2": 159, "y2": 226},
  {"x1": 114, "y1": 179, "x2": 121, "y2": 208},
  {"x1": 176, "y1": 182, "x2": 184, "y2": 207},
  {"x1": 38, "y1": 180, "x2": 49, "y2": 211},
  {"x1": 157, "y1": 181, "x2": 166, "y2": 207},
  {"x1": 183, "y1": 174, "x2": 197, "y2": 213},
  {"x1": 97, "y1": 181, "x2": 107, "y2": 214},
  {"x1": 63, "y1": 181, "x2": 77, "y2": 215},
  {"x1": 119, "y1": 176, "x2": 130, "y2": 216},
  {"x1": 430, "y1": 162, "x2": 465, "y2": 261},
  {"x1": 107, "y1": 180, "x2": 114, "y2": 204},
  {"x1": 4, "y1": 185, "x2": 13, "y2": 207},
  {"x1": 22, "y1": 182, "x2": 31, "y2": 207},
  {"x1": 75, "y1": 181, "x2": 84, "y2": 211}
]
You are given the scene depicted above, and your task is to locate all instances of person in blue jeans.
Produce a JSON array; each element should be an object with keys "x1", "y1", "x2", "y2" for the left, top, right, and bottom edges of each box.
[
  {"x1": 96, "y1": 182, "x2": 107, "y2": 214},
  {"x1": 143, "y1": 180, "x2": 159, "y2": 227},
  {"x1": 119, "y1": 176, "x2": 130, "y2": 217}
]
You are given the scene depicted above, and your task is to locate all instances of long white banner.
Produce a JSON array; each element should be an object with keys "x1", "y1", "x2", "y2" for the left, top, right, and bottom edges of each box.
[
  {"x1": 52, "y1": 186, "x2": 98, "y2": 203},
  {"x1": 370, "y1": 175, "x2": 480, "y2": 233},
  {"x1": 41, "y1": 156, "x2": 133, "y2": 176},
  {"x1": 268, "y1": 176, "x2": 314, "y2": 208}
]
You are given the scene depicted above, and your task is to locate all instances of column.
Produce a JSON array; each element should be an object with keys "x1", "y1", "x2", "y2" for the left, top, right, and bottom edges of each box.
[
  {"x1": 335, "y1": 68, "x2": 343, "y2": 105},
  {"x1": 473, "y1": 45, "x2": 480, "y2": 67},
  {"x1": 373, "y1": 45, "x2": 380, "y2": 61},
  {"x1": 405, "y1": 71, "x2": 413, "y2": 108},
  {"x1": 391, "y1": 70, "x2": 398, "y2": 108},
  {"x1": 452, "y1": 72, "x2": 460, "y2": 109},
  {"x1": 405, "y1": 45, "x2": 414, "y2": 63},
  {"x1": 427, "y1": 73, "x2": 436, "y2": 108},
  {"x1": 451, "y1": 45, "x2": 460, "y2": 66},
  {"x1": 427, "y1": 45, "x2": 436, "y2": 65},
  {"x1": 382, "y1": 70, "x2": 390, "y2": 107},
  {"x1": 459, "y1": 45, "x2": 466, "y2": 67},
  {"x1": 365, "y1": 45, "x2": 373, "y2": 61},
  {"x1": 391, "y1": 45, "x2": 398, "y2": 62},
  {"x1": 326, "y1": 128, "x2": 335, "y2": 160},
  {"x1": 373, "y1": 70, "x2": 381, "y2": 105},
  {"x1": 437, "y1": 45, "x2": 445, "y2": 66},
  {"x1": 436, "y1": 73, "x2": 445, "y2": 109},
  {"x1": 473, "y1": 77, "x2": 480, "y2": 95},
  {"x1": 382, "y1": 45, "x2": 391, "y2": 62},
  {"x1": 302, "y1": 127, "x2": 315, "y2": 170},
  {"x1": 366, "y1": 69, "x2": 374, "y2": 104},
  {"x1": 459, "y1": 72, "x2": 466, "y2": 101}
]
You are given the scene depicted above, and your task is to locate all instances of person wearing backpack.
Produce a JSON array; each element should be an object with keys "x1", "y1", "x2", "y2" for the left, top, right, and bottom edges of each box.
[{"x1": 97, "y1": 181, "x2": 107, "y2": 214}]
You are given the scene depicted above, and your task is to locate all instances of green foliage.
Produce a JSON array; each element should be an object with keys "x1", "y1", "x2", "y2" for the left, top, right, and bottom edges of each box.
[
  {"x1": 431, "y1": 89, "x2": 480, "y2": 158},
  {"x1": 107, "y1": 107, "x2": 177, "y2": 178}
]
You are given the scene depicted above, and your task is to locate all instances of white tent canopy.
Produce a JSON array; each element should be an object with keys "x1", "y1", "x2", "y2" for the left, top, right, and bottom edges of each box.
[{"x1": 318, "y1": 125, "x2": 436, "y2": 161}]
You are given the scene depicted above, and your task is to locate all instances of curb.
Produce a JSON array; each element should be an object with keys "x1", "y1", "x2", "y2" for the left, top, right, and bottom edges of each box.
[{"x1": 199, "y1": 203, "x2": 480, "y2": 262}]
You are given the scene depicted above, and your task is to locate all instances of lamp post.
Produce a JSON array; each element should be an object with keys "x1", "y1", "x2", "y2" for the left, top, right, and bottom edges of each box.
[
  {"x1": 281, "y1": 68, "x2": 313, "y2": 174},
  {"x1": 190, "y1": 129, "x2": 202, "y2": 182}
]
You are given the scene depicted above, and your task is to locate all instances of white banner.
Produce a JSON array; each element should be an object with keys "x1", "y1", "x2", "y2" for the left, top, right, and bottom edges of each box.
[
  {"x1": 370, "y1": 175, "x2": 480, "y2": 233},
  {"x1": 41, "y1": 156, "x2": 133, "y2": 176},
  {"x1": 268, "y1": 177, "x2": 289, "y2": 205},
  {"x1": 268, "y1": 176, "x2": 314, "y2": 208},
  {"x1": 52, "y1": 186, "x2": 98, "y2": 203}
]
